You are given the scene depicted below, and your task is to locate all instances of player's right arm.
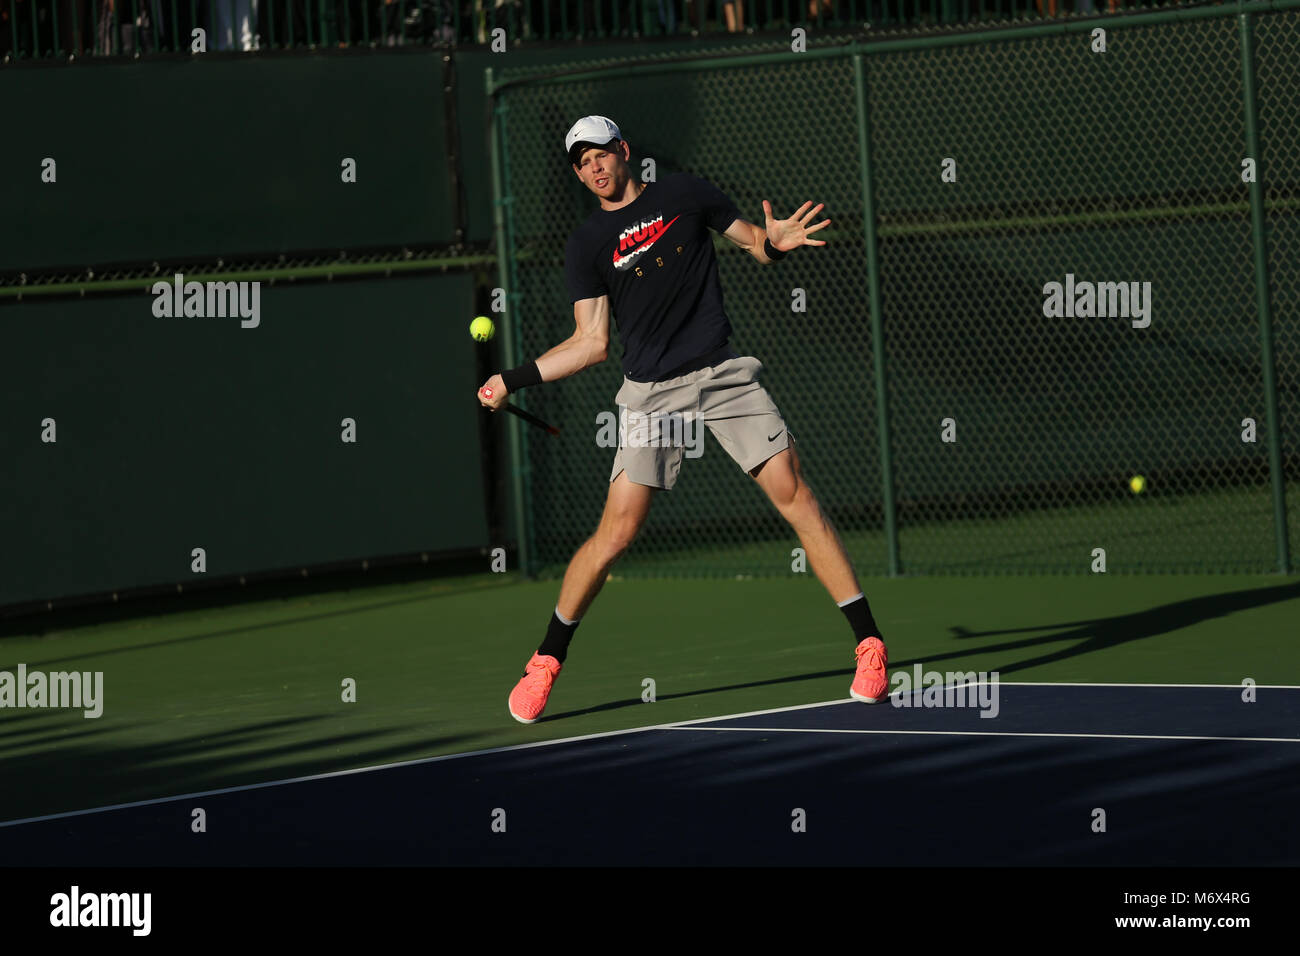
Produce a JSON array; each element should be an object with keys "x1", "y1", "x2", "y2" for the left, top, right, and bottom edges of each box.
[
  {"x1": 478, "y1": 295, "x2": 610, "y2": 409},
  {"x1": 535, "y1": 295, "x2": 611, "y2": 381},
  {"x1": 479, "y1": 228, "x2": 610, "y2": 409}
]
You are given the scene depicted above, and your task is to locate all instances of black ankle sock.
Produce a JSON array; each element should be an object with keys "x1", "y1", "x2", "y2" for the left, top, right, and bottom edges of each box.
[
  {"x1": 537, "y1": 610, "x2": 579, "y2": 664},
  {"x1": 839, "y1": 594, "x2": 881, "y2": 644}
]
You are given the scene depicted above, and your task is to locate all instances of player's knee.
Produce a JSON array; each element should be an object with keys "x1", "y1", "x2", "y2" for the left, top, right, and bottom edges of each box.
[
  {"x1": 599, "y1": 515, "x2": 641, "y2": 560},
  {"x1": 783, "y1": 482, "x2": 822, "y2": 527},
  {"x1": 766, "y1": 469, "x2": 802, "y2": 512}
]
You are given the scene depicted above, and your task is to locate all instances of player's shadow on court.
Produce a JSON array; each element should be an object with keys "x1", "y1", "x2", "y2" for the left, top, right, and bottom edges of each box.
[
  {"x1": 544, "y1": 580, "x2": 1300, "y2": 719},
  {"x1": 930, "y1": 579, "x2": 1300, "y2": 675}
]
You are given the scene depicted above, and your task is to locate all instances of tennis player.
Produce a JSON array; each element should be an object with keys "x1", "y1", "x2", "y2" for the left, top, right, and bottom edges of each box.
[{"x1": 478, "y1": 115, "x2": 889, "y2": 723}]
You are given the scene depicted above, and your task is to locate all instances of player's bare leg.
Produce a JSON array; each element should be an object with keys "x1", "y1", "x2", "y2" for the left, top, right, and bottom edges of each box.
[
  {"x1": 750, "y1": 442, "x2": 859, "y2": 602},
  {"x1": 751, "y1": 441, "x2": 890, "y2": 702},
  {"x1": 556, "y1": 470, "x2": 656, "y2": 620},
  {"x1": 508, "y1": 471, "x2": 655, "y2": 723}
]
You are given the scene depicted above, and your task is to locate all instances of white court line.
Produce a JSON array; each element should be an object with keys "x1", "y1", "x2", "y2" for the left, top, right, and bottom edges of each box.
[
  {"x1": 862, "y1": 680, "x2": 1300, "y2": 705},
  {"x1": 0, "y1": 696, "x2": 852, "y2": 830},
  {"x1": 1, "y1": 683, "x2": 1294, "y2": 829},
  {"x1": 933, "y1": 681, "x2": 1300, "y2": 689},
  {"x1": 660, "y1": 726, "x2": 1300, "y2": 744}
]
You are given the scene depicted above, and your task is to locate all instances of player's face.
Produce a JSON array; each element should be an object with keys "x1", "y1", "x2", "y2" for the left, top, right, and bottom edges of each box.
[{"x1": 573, "y1": 144, "x2": 626, "y2": 198}]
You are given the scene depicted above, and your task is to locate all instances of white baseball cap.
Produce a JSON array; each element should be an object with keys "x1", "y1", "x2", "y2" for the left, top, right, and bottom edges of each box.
[{"x1": 564, "y1": 115, "x2": 622, "y2": 164}]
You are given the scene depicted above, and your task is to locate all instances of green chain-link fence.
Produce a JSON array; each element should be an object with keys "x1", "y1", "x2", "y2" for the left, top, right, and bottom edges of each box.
[{"x1": 490, "y1": 2, "x2": 1298, "y2": 578}]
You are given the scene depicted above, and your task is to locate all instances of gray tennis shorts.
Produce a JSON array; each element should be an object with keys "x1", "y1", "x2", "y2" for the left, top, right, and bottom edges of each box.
[{"x1": 610, "y1": 354, "x2": 790, "y2": 490}]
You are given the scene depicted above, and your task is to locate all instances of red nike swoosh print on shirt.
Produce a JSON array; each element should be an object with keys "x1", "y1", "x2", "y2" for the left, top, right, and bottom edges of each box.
[{"x1": 612, "y1": 215, "x2": 681, "y2": 268}]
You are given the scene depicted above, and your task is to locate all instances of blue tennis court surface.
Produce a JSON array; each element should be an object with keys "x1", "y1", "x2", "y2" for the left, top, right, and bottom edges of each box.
[{"x1": 3, "y1": 683, "x2": 1297, "y2": 866}]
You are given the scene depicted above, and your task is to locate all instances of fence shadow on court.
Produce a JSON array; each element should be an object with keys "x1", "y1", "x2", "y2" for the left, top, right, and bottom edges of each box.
[{"x1": 0, "y1": 714, "x2": 487, "y2": 827}]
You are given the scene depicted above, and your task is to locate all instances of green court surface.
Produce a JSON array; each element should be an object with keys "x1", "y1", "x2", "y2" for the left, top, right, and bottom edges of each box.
[
  {"x1": 570, "y1": 483, "x2": 1300, "y2": 579},
  {"x1": 2, "y1": 571, "x2": 1297, "y2": 824}
]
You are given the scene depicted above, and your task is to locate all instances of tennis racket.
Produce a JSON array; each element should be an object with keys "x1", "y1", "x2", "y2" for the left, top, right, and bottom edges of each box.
[{"x1": 479, "y1": 386, "x2": 560, "y2": 436}]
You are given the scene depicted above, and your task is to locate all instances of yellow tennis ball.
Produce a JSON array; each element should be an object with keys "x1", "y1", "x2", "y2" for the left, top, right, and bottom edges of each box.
[
  {"x1": 470, "y1": 316, "x2": 496, "y2": 342},
  {"x1": 1129, "y1": 475, "x2": 1147, "y2": 494}
]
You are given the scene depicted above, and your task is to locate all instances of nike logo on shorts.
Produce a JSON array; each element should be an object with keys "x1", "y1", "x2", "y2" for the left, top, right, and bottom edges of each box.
[{"x1": 768, "y1": 431, "x2": 782, "y2": 442}]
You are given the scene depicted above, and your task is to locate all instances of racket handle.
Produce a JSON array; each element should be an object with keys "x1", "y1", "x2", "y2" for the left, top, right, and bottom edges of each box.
[{"x1": 478, "y1": 387, "x2": 559, "y2": 436}]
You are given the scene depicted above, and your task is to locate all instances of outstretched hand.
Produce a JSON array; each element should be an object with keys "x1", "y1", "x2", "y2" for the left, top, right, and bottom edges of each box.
[{"x1": 763, "y1": 200, "x2": 831, "y2": 253}]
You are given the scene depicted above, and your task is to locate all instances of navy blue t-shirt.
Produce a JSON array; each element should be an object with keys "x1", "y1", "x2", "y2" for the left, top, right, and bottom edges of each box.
[{"x1": 563, "y1": 172, "x2": 743, "y2": 382}]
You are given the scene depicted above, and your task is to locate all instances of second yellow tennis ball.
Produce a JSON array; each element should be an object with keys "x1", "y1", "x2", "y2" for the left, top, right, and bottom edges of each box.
[
  {"x1": 470, "y1": 316, "x2": 496, "y2": 342},
  {"x1": 1129, "y1": 475, "x2": 1147, "y2": 494}
]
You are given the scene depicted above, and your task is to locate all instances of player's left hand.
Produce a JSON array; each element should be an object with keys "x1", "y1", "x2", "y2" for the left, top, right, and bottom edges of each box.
[
  {"x1": 763, "y1": 200, "x2": 831, "y2": 253},
  {"x1": 478, "y1": 374, "x2": 508, "y2": 411}
]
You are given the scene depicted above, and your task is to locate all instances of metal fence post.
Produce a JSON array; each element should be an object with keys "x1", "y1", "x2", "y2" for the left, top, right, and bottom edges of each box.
[
  {"x1": 487, "y1": 68, "x2": 534, "y2": 577},
  {"x1": 854, "y1": 51, "x2": 901, "y2": 576},
  {"x1": 1238, "y1": 12, "x2": 1292, "y2": 574}
]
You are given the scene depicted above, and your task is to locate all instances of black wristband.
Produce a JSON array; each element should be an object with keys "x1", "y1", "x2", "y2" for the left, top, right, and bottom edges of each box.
[
  {"x1": 500, "y1": 361, "x2": 543, "y2": 393},
  {"x1": 763, "y1": 237, "x2": 788, "y2": 261}
]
